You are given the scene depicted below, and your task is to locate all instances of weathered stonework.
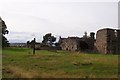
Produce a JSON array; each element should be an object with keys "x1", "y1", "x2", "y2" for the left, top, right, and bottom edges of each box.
[
  {"x1": 27, "y1": 28, "x2": 119, "y2": 54},
  {"x1": 60, "y1": 28, "x2": 120, "y2": 54},
  {"x1": 60, "y1": 37, "x2": 80, "y2": 51},
  {"x1": 95, "y1": 28, "x2": 120, "y2": 54},
  {"x1": 59, "y1": 33, "x2": 95, "y2": 52},
  {"x1": 116, "y1": 30, "x2": 120, "y2": 53}
]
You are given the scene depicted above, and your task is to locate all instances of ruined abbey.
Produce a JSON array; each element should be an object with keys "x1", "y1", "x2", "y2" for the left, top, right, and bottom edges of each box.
[
  {"x1": 26, "y1": 28, "x2": 120, "y2": 54},
  {"x1": 59, "y1": 28, "x2": 120, "y2": 54}
]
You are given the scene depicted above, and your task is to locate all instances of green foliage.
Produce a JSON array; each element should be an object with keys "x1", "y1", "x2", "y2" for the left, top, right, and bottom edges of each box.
[
  {"x1": 0, "y1": 18, "x2": 9, "y2": 48},
  {"x1": 26, "y1": 41, "x2": 30, "y2": 48},
  {"x1": 2, "y1": 48, "x2": 119, "y2": 78},
  {"x1": 42, "y1": 33, "x2": 56, "y2": 46},
  {"x1": 2, "y1": 36, "x2": 10, "y2": 47}
]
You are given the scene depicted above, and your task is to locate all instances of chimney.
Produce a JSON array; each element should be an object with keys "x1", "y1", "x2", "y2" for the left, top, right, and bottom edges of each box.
[{"x1": 90, "y1": 32, "x2": 95, "y2": 39}]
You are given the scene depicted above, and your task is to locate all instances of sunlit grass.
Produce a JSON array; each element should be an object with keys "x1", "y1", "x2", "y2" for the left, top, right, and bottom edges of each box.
[{"x1": 2, "y1": 47, "x2": 119, "y2": 78}]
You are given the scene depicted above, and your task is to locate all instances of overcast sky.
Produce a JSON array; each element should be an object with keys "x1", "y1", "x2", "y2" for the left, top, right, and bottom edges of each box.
[{"x1": 0, "y1": 0, "x2": 119, "y2": 43}]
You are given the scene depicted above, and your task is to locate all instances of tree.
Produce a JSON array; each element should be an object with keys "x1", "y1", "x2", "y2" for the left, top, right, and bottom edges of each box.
[
  {"x1": 2, "y1": 36, "x2": 9, "y2": 47},
  {"x1": 26, "y1": 41, "x2": 30, "y2": 48},
  {"x1": 42, "y1": 33, "x2": 56, "y2": 46},
  {"x1": 55, "y1": 42, "x2": 60, "y2": 47},
  {"x1": 0, "y1": 17, "x2": 9, "y2": 48},
  {"x1": 42, "y1": 33, "x2": 51, "y2": 44}
]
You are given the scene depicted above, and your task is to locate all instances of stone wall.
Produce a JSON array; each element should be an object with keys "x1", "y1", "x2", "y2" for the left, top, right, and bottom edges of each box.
[
  {"x1": 106, "y1": 29, "x2": 116, "y2": 54},
  {"x1": 95, "y1": 28, "x2": 120, "y2": 54},
  {"x1": 95, "y1": 29, "x2": 107, "y2": 54},
  {"x1": 60, "y1": 37, "x2": 79, "y2": 51},
  {"x1": 82, "y1": 37, "x2": 95, "y2": 50},
  {"x1": 27, "y1": 28, "x2": 119, "y2": 54},
  {"x1": 60, "y1": 36, "x2": 95, "y2": 52},
  {"x1": 116, "y1": 30, "x2": 120, "y2": 53}
]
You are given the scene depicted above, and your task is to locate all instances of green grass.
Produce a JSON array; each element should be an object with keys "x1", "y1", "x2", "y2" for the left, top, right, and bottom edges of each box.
[{"x1": 2, "y1": 47, "x2": 119, "y2": 78}]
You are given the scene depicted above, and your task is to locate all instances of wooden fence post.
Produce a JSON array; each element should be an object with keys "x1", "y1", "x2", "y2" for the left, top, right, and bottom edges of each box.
[{"x1": 33, "y1": 38, "x2": 36, "y2": 55}]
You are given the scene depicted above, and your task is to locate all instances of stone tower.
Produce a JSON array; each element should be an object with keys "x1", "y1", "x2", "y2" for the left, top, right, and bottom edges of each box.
[
  {"x1": 116, "y1": 30, "x2": 120, "y2": 53},
  {"x1": 95, "y1": 28, "x2": 119, "y2": 54}
]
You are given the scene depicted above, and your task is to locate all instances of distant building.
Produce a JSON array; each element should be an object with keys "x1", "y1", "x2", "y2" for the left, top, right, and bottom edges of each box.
[
  {"x1": 95, "y1": 28, "x2": 120, "y2": 54},
  {"x1": 26, "y1": 28, "x2": 120, "y2": 54},
  {"x1": 60, "y1": 28, "x2": 120, "y2": 54},
  {"x1": 59, "y1": 37, "x2": 80, "y2": 51},
  {"x1": 59, "y1": 32, "x2": 95, "y2": 52},
  {"x1": 10, "y1": 43, "x2": 27, "y2": 47}
]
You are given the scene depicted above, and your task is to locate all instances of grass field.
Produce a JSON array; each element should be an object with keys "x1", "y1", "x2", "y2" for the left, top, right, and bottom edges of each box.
[{"x1": 2, "y1": 47, "x2": 119, "y2": 78}]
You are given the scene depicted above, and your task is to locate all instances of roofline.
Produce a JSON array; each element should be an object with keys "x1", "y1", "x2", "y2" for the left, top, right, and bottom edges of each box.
[{"x1": 97, "y1": 28, "x2": 120, "y2": 32}]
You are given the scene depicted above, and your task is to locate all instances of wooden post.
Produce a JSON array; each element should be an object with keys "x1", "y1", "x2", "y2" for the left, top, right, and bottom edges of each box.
[{"x1": 33, "y1": 38, "x2": 35, "y2": 55}]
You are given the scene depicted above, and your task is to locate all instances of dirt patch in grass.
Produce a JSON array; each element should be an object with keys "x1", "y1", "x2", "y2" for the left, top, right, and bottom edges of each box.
[{"x1": 4, "y1": 65, "x2": 39, "y2": 78}]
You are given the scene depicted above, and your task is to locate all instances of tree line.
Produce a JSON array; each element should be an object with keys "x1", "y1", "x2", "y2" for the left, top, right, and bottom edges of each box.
[
  {"x1": 0, "y1": 17, "x2": 59, "y2": 48},
  {"x1": 27, "y1": 33, "x2": 60, "y2": 48},
  {"x1": 0, "y1": 17, "x2": 9, "y2": 48}
]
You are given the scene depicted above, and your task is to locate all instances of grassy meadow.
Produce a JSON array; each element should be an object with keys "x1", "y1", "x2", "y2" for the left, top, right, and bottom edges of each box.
[{"x1": 2, "y1": 47, "x2": 119, "y2": 78}]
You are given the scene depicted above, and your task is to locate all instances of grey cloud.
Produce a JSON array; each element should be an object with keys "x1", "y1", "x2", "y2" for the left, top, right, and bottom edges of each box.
[{"x1": 1, "y1": 1, "x2": 118, "y2": 43}]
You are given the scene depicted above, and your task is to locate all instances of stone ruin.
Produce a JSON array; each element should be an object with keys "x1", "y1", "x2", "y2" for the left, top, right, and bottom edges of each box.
[
  {"x1": 95, "y1": 28, "x2": 120, "y2": 54},
  {"x1": 59, "y1": 33, "x2": 95, "y2": 52},
  {"x1": 27, "y1": 28, "x2": 120, "y2": 54},
  {"x1": 60, "y1": 28, "x2": 120, "y2": 54}
]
